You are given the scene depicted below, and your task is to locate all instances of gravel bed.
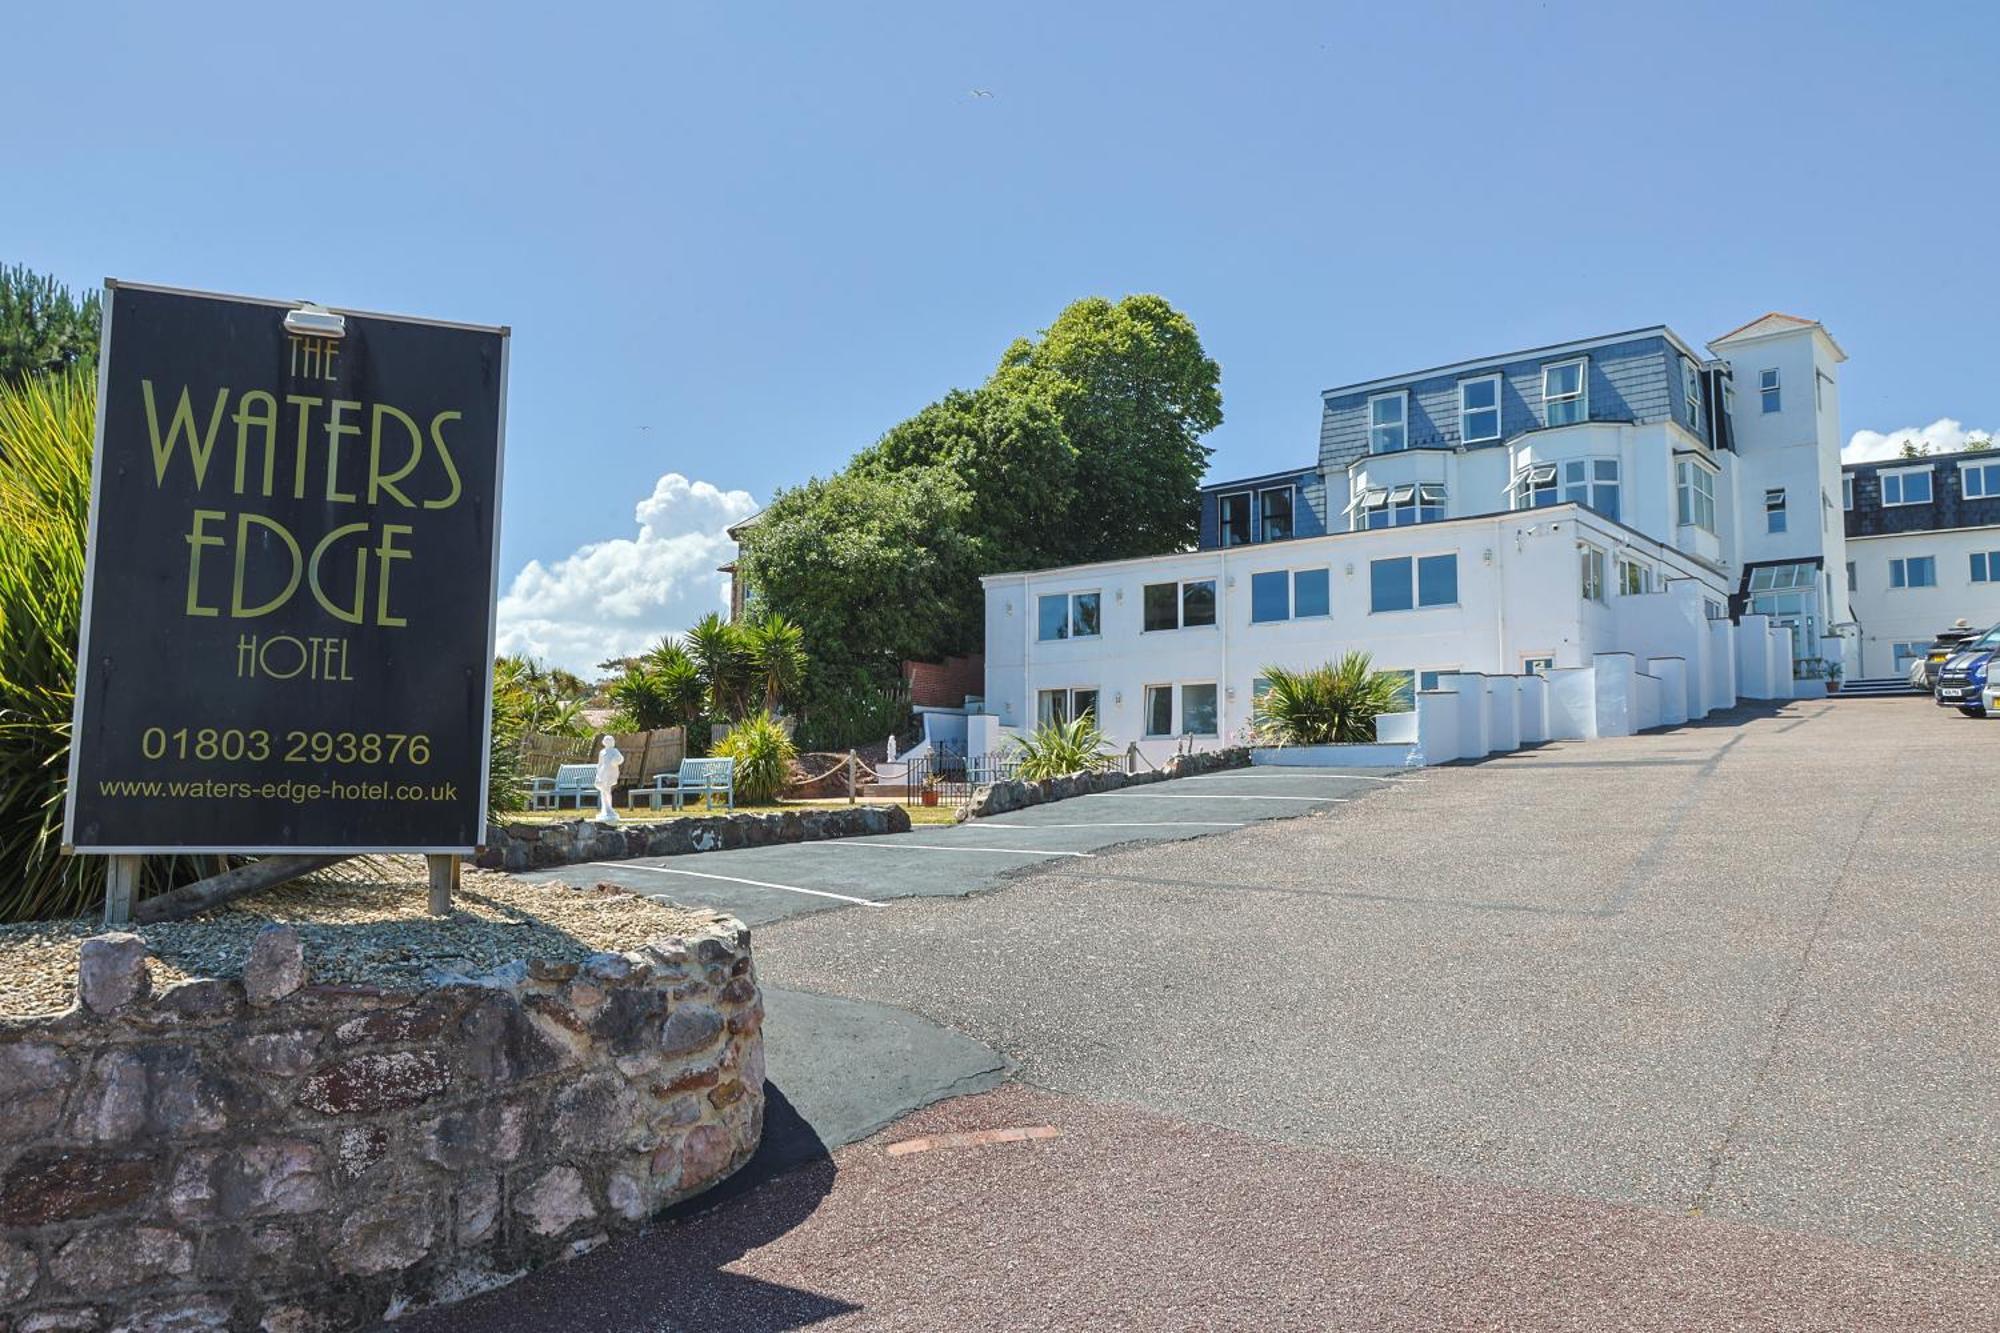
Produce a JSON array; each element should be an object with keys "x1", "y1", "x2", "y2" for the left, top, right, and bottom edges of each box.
[{"x1": 0, "y1": 860, "x2": 719, "y2": 1020}]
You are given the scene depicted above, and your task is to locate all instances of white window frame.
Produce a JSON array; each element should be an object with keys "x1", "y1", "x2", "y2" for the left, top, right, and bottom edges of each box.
[
  {"x1": 1521, "y1": 655, "x2": 1556, "y2": 675},
  {"x1": 1036, "y1": 686, "x2": 1100, "y2": 728},
  {"x1": 1037, "y1": 590, "x2": 1101, "y2": 642},
  {"x1": 1543, "y1": 358, "x2": 1588, "y2": 426},
  {"x1": 1458, "y1": 373, "x2": 1501, "y2": 444},
  {"x1": 1765, "y1": 487, "x2": 1787, "y2": 534},
  {"x1": 1417, "y1": 482, "x2": 1447, "y2": 523},
  {"x1": 1141, "y1": 683, "x2": 1175, "y2": 738},
  {"x1": 1973, "y1": 552, "x2": 2000, "y2": 584},
  {"x1": 1889, "y1": 555, "x2": 1936, "y2": 589},
  {"x1": 1512, "y1": 462, "x2": 1558, "y2": 510},
  {"x1": 1141, "y1": 577, "x2": 1218, "y2": 633},
  {"x1": 1961, "y1": 459, "x2": 2000, "y2": 500},
  {"x1": 1367, "y1": 391, "x2": 1409, "y2": 454},
  {"x1": 1178, "y1": 681, "x2": 1220, "y2": 737},
  {"x1": 1580, "y1": 545, "x2": 1607, "y2": 604},
  {"x1": 1248, "y1": 568, "x2": 1291, "y2": 624},
  {"x1": 1616, "y1": 556, "x2": 1650, "y2": 597},
  {"x1": 1683, "y1": 358, "x2": 1704, "y2": 431},
  {"x1": 1256, "y1": 484, "x2": 1296, "y2": 542},
  {"x1": 1367, "y1": 552, "x2": 1458, "y2": 614},
  {"x1": 1881, "y1": 465, "x2": 1934, "y2": 507},
  {"x1": 1676, "y1": 459, "x2": 1717, "y2": 533},
  {"x1": 1842, "y1": 474, "x2": 1853, "y2": 510},
  {"x1": 1759, "y1": 367, "x2": 1780, "y2": 413},
  {"x1": 1215, "y1": 490, "x2": 1252, "y2": 546}
]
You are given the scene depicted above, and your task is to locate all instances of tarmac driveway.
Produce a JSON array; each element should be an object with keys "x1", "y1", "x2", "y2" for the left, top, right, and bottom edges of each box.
[{"x1": 407, "y1": 700, "x2": 2000, "y2": 1331}]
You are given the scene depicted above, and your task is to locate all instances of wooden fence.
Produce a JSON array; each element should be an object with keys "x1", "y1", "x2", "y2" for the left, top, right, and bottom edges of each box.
[{"x1": 518, "y1": 728, "x2": 687, "y2": 785}]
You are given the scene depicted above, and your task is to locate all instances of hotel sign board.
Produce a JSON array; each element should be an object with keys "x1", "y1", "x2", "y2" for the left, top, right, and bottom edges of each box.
[{"x1": 63, "y1": 282, "x2": 508, "y2": 854}]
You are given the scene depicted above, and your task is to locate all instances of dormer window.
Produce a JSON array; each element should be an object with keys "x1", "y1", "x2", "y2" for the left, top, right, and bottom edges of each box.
[
  {"x1": 1459, "y1": 375, "x2": 1501, "y2": 444},
  {"x1": 1258, "y1": 486, "x2": 1294, "y2": 541},
  {"x1": 1368, "y1": 391, "x2": 1408, "y2": 453},
  {"x1": 1543, "y1": 359, "x2": 1587, "y2": 426},
  {"x1": 1881, "y1": 466, "x2": 1933, "y2": 506},
  {"x1": 1217, "y1": 491, "x2": 1251, "y2": 546},
  {"x1": 1683, "y1": 359, "x2": 1704, "y2": 434}
]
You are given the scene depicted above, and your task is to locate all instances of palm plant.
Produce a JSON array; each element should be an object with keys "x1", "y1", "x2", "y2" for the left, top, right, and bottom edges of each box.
[
  {"x1": 685, "y1": 612, "x2": 753, "y2": 719},
  {"x1": 742, "y1": 612, "x2": 807, "y2": 713},
  {"x1": 714, "y1": 711, "x2": 798, "y2": 804},
  {"x1": 1251, "y1": 654, "x2": 1408, "y2": 747},
  {"x1": 644, "y1": 638, "x2": 707, "y2": 724},
  {"x1": 1012, "y1": 714, "x2": 1113, "y2": 781}
]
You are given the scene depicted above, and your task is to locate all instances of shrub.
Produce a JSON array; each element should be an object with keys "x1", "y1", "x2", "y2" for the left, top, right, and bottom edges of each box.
[
  {"x1": 1012, "y1": 715, "x2": 1112, "y2": 782},
  {"x1": 795, "y1": 669, "x2": 913, "y2": 752},
  {"x1": 714, "y1": 711, "x2": 798, "y2": 804},
  {"x1": 1251, "y1": 654, "x2": 1408, "y2": 747}
]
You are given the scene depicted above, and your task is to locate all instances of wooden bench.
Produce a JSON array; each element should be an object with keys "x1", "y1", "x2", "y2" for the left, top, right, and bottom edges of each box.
[
  {"x1": 633, "y1": 757, "x2": 736, "y2": 812},
  {"x1": 528, "y1": 763, "x2": 601, "y2": 811}
]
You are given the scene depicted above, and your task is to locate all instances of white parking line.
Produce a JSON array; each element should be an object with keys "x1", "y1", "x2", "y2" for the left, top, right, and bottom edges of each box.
[
  {"x1": 812, "y1": 842, "x2": 1095, "y2": 858},
  {"x1": 975, "y1": 821, "x2": 1246, "y2": 829},
  {"x1": 588, "y1": 861, "x2": 885, "y2": 907},
  {"x1": 1108, "y1": 793, "x2": 1349, "y2": 802},
  {"x1": 1180, "y1": 772, "x2": 1420, "y2": 783}
]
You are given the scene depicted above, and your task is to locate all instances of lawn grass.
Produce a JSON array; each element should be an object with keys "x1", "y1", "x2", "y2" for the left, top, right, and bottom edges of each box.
[{"x1": 502, "y1": 798, "x2": 961, "y2": 827}]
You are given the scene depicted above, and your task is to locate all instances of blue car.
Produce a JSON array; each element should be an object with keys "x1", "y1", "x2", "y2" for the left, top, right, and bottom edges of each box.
[{"x1": 1934, "y1": 622, "x2": 2000, "y2": 717}]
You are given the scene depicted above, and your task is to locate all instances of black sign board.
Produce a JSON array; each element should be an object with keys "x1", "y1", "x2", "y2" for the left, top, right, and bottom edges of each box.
[{"x1": 63, "y1": 283, "x2": 507, "y2": 853}]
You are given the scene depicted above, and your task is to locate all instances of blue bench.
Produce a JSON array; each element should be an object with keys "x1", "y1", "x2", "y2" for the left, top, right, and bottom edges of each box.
[
  {"x1": 528, "y1": 763, "x2": 600, "y2": 811},
  {"x1": 633, "y1": 757, "x2": 736, "y2": 812}
]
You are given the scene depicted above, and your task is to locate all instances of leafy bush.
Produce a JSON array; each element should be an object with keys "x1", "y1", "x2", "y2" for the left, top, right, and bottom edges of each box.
[
  {"x1": 714, "y1": 711, "x2": 798, "y2": 804},
  {"x1": 1251, "y1": 654, "x2": 1407, "y2": 746},
  {"x1": 1, "y1": 265, "x2": 102, "y2": 387},
  {"x1": 794, "y1": 667, "x2": 913, "y2": 752},
  {"x1": 1012, "y1": 715, "x2": 1112, "y2": 781}
]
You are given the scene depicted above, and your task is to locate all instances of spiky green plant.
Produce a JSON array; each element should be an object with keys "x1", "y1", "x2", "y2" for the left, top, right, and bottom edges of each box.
[
  {"x1": 1251, "y1": 654, "x2": 1407, "y2": 747},
  {"x1": 713, "y1": 710, "x2": 797, "y2": 804},
  {"x1": 742, "y1": 612, "x2": 807, "y2": 713},
  {"x1": 685, "y1": 611, "x2": 753, "y2": 719},
  {"x1": 1012, "y1": 714, "x2": 1112, "y2": 781}
]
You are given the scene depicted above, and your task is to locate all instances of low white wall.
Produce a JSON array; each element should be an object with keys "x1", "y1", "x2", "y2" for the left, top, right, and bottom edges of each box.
[
  {"x1": 1647, "y1": 658, "x2": 1690, "y2": 727},
  {"x1": 1593, "y1": 654, "x2": 1637, "y2": 737},
  {"x1": 1376, "y1": 710, "x2": 1419, "y2": 744},
  {"x1": 1416, "y1": 690, "x2": 1461, "y2": 764},
  {"x1": 1707, "y1": 619, "x2": 1738, "y2": 712},
  {"x1": 1517, "y1": 675, "x2": 1550, "y2": 744},
  {"x1": 1634, "y1": 672, "x2": 1662, "y2": 731},
  {"x1": 1546, "y1": 667, "x2": 1598, "y2": 739},
  {"x1": 1736, "y1": 614, "x2": 1778, "y2": 699},
  {"x1": 1486, "y1": 678, "x2": 1520, "y2": 753},
  {"x1": 1438, "y1": 673, "x2": 1490, "y2": 757}
]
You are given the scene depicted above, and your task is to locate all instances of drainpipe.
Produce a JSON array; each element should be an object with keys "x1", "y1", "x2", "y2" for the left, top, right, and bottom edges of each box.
[
  {"x1": 1219, "y1": 543, "x2": 1231, "y2": 745},
  {"x1": 1493, "y1": 515, "x2": 1509, "y2": 672}
]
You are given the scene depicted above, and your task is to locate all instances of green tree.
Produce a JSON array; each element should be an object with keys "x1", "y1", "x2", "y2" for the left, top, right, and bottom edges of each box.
[
  {"x1": 0, "y1": 265, "x2": 102, "y2": 387},
  {"x1": 742, "y1": 612, "x2": 808, "y2": 713},
  {"x1": 997, "y1": 294, "x2": 1223, "y2": 562}
]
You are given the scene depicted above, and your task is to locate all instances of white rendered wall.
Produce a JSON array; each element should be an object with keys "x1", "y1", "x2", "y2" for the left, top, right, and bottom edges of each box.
[
  {"x1": 1517, "y1": 675, "x2": 1549, "y2": 744},
  {"x1": 1847, "y1": 524, "x2": 2000, "y2": 676},
  {"x1": 1647, "y1": 658, "x2": 1690, "y2": 726},
  {"x1": 1593, "y1": 654, "x2": 1637, "y2": 736},
  {"x1": 1545, "y1": 667, "x2": 1598, "y2": 739}
]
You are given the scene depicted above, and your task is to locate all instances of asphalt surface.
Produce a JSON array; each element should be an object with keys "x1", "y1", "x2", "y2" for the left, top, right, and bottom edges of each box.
[{"x1": 407, "y1": 699, "x2": 2000, "y2": 1330}]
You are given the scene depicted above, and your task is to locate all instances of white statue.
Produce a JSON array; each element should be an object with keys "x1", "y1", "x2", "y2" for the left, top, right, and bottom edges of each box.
[{"x1": 594, "y1": 734, "x2": 624, "y2": 823}]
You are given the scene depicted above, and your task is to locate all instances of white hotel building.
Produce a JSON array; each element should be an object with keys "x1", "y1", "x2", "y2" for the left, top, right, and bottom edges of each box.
[{"x1": 978, "y1": 314, "x2": 1855, "y2": 760}]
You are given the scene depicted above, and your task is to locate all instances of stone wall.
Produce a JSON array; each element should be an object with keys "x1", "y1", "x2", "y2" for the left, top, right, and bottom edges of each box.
[
  {"x1": 0, "y1": 919, "x2": 764, "y2": 1332},
  {"x1": 478, "y1": 803, "x2": 909, "y2": 873},
  {"x1": 959, "y1": 747, "x2": 1250, "y2": 820}
]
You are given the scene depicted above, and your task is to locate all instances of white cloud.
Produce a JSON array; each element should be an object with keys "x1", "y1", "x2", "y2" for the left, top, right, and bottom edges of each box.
[
  {"x1": 1844, "y1": 418, "x2": 1996, "y2": 464},
  {"x1": 496, "y1": 473, "x2": 759, "y2": 673}
]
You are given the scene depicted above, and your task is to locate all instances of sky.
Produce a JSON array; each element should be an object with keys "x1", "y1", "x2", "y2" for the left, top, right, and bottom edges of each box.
[{"x1": 9, "y1": 1, "x2": 1998, "y2": 671}]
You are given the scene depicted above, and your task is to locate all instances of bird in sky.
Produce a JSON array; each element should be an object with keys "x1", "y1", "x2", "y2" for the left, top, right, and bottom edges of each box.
[{"x1": 969, "y1": 88, "x2": 994, "y2": 98}]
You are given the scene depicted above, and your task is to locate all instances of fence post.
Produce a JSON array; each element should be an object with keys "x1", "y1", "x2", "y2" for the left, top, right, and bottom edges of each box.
[{"x1": 846, "y1": 750, "x2": 857, "y2": 804}]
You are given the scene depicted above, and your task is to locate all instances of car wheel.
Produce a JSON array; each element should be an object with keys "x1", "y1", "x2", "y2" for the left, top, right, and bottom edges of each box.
[{"x1": 1959, "y1": 705, "x2": 1987, "y2": 718}]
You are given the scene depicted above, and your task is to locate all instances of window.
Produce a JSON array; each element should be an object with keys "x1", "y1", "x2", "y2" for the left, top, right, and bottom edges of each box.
[
  {"x1": 1142, "y1": 579, "x2": 1216, "y2": 631},
  {"x1": 1419, "y1": 669, "x2": 1449, "y2": 692},
  {"x1": 1143, "y1": 685, "x2": 1173, "y2": 737},
  {"x1": 1617, "y1": 558, "x2": 1650, "y2": 596},
  {"x1": 1561, "y1": 458, "x2": 1620, "y2": 520},
  {"x1": 1748, "y1": 562, "x2": 1816, "y2": 592},
  {"x1": 1383, "y1": 670, "x2": 1416, "y2": 708},
  {"x1": 1418, "y1": 483, "x2": 1447, "y2": 523},
  {"x1": 1036, "y1": 687, "x2": 1099, "y2": 727},
  {"x1": 1513, "y1": 462, "x2": 1558, "y2": 509},
  {"x1": 1580, "y1": 546, "x2": 1606, "y2": 603},
  {"x1": 1523, "y1": 656, "x2": 1555, "y2": 675},
  {"x1": 1249, "y1": 570, "x2": 1289, "y2": 623},
  {"x1": 1881, "y1": 467, "x2": 1933, "y2": 506},
  {"x1": 1356, "y1": 488, "x2": 1389, "y2": 530},
  {"x1": 1889, "y1": 556, "x2": 1936, "y2": 589},
  {"x1": 1705, "y1": 598, "x2": 1727, "y2": 621},
  {"x1": 1683, "y1": 358, "x2": 1704, "y2": 431},
  {"x1": 1963, "y1": 460, "x2": 2000, "y2": 500},
  {"x1": 1216, "y1": 492, "x2": 1251, "y2": 547},
  {"x1": 1846, "y1": 561, "x2": 1856, "y2": 592},
  {"x1": 1842, "y1": 474, "x2": 1853, "y2": 510},
  {"x1": 1973, "y1": 551, "x2": 2000, "y2": 583},
  {"x1": 1294, "y1": 568, "x2": 1330, "y2": 618},
  {"x1": 1180, "y1": 683, "x2": 1219, "y2": 736},
  {"x1": 1891, "y1": 642, "x2": 1930, "y2": 671},
  {"x1": 1459, "y1": 374, "x2": 1501, "y2": 443},
  {"x1": 1258, "y1": 487, "x2": 1294, "y2": 542},
  {"x1": 1765, "y1": 487, "x2": 1788, "y2": 535},
  {"x1": 1368, "y1": 392, "x2": 1408, "y2": 453},
  {"x1": 1543, "y1": 359, "x2": 1587, "y2": 426},
  {"x1": 1759, "y1": 368, "x2": 1780, "y2": 413},
  {"x1": 1037, "y1": 591, "x2": 1100, "y2": 641},
  {"x1": 1676, "y1": 461, "x2": 1716, "y2": 532},
  {"x1": 1370, "y1": 554, "x2": 1457, "y2": 612}
]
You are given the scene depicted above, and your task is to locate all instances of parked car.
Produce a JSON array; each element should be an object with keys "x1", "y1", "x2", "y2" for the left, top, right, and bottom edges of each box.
[
  {"x1": 1933, "y1": 621, "x2": 2000, "y2": 717},
  {"x1": 1917, "y1": 621, "x2": 1984, "y2": 691}
]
